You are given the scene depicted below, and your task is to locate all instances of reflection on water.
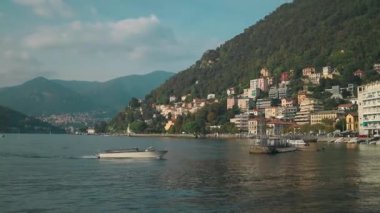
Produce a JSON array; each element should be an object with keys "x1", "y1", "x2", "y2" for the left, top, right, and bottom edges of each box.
[
  {"x1": 154, "y1": 142, "x2": 365, "y2": 212},
  {"x1": 1, "y1": 135, "x2": 380, "y2": 212}
]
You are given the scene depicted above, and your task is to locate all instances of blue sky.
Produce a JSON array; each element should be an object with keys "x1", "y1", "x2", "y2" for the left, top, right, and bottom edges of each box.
[{"x1": 0, "y1": 0, "x2": 287, "y2": 87}]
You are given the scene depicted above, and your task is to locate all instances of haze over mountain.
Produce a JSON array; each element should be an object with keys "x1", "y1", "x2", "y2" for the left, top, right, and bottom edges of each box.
[
  {"x1": 148, "y1": 0, "x2": 380, "y2": 102},
  {"x1": 0, "y1": 71, "x2": 173, "y2": 116},
  {"x1": 0, "y1": 105, "x2": 64, "y2": 133}
]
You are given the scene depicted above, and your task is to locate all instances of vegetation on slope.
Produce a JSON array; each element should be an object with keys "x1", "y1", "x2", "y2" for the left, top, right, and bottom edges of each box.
[
  {"x1": 0, "y1": 105, "x2": 65, "y2": 133},
  {"x1": 148, "y1": 0, "x2": 380, "y2": 103},
  {"x1": 0, "y1": 71, "x2": 174, "y2": 116}
]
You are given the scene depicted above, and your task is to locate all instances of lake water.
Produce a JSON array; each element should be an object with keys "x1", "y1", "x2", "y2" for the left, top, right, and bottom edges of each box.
[{"x1": 1, "y1": 134, "x2": 380, "y2": 212}]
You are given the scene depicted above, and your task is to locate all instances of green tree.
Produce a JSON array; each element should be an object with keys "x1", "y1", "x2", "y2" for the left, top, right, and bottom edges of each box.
[
  {"x1": 220, "y1": 122, "x2": 238, "y2": 134},
  {"x1": 182, "y1": 121, "x2": 202, "y2": 135},
  {"x1": 94, "y1": 121, "x2": 107, "y2": 133},
  {"x1": 129, "y1": 121, "x2": 147, "y2": 133},
  {"x1": 207, "y1": 111, "x2": 217, "y2": 124},
  {"x1": 128, "y1": 97, "x2": 141, "y2": 108},
  {"x1": 335, "y1": 119, "x2": 346, "y2": 131}
]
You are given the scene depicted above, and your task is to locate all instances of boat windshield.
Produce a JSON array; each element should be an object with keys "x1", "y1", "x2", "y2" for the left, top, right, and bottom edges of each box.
[
  {"x1": 104, "y1": 148, "x2": 139, "y2": 153},
  {"x1": 145, "y1": 146, "x2": 155, "y2": 151}
]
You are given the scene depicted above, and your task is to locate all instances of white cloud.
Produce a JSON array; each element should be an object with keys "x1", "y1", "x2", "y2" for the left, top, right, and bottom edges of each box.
[
  {"x1": 0, "y1": 49, "x2": 58, "y2": 87},
  {"x1": 0, "y1": 14, "x2": 220, "y2": 86},
  {"x1": 22, "y1": 15, "x2": 175, "y2": 61},
  {"x1": 13, "y1": 0, "x2": 73, "y2": 18},
  {"x1": 110, "y1": 15, "x2": 159, "y2": 42}
]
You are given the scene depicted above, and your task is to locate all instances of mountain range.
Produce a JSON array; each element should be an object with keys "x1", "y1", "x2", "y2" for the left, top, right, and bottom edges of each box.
[
  {"x1": 148, "y1": 0, "x2": 380, "y2": 102},
  {"x1": 0, "y1": 71, "x2": 174, "y2": 116}
]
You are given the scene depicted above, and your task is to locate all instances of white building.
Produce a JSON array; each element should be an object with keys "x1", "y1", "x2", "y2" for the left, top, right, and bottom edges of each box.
[
  {"x1": 169, "y1": 96, "x2": 177, "y2": 102},
  {"x1": 87, "y1": 128, "x2": 96, "y2": 135},
  {"x1": 226, "y1": 87, "x2": 236, "y2": 96},
  {"x1": 230, "y1": 113, "x2": 249, "y2": 132},
  {"x1": 207, "y1": 94, "x2": 216, "y2": 100},
  {"x1": 322, "y1": 66, "x2": 333, "y2": 79},
  {"x1": 358, "y1": 81, "x2": 380, "y2": 136},
  {"x1": 294, "y1": 98, "x2": 323, "y2": 125}
]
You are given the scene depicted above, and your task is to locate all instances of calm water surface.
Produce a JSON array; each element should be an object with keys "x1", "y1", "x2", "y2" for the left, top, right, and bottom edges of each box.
[{"x1": 1, "y1": 134, "x2": 380, "y2": 212}]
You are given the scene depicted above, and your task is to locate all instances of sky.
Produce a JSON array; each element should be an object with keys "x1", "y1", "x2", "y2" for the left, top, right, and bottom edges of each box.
[{"x1": 0, "y1": 0, "x2": 288, "y2": 87}]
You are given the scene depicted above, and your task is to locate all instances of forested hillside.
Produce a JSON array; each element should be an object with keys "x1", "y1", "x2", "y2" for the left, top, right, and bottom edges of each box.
[
  {"x1": 0, "y1": 71, "x2": 173, "y2": 116},
  {"x1": 0, "y1": 106, "x2": 64, "y2": 133},
  {"x1": 148, "y1": 0, "x2": 380, "y2": 103}
]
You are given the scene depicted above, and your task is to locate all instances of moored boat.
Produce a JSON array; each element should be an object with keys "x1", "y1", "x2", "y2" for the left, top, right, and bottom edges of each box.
[
  {"x1": 249, "y1": 145, "x2": 277, "y2": 154},
  {"x1": 347, "y1": 137, "x2": 359, "y2": 144},
  {"x1": 276, "y1": 146, "x2": 297, "y2": 153},
  {"x1": 287, "y1": 139, "x2": 307, "y2": 145},
  {"x1": 97, "y1": 147, "x2": 168, "y2": 159},
  {"x1": 334, "y1": 137, "x2": 346, "y2": 143},
  {"x1": 249, "y1": 137, "x2": 298, "y2": 154},
  {"x1": 287, "y1": 139, "x2": 310, "y2": 150}
]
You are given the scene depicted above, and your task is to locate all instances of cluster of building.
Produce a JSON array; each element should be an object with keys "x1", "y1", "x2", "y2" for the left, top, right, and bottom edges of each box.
[
  {"x1": 227, "y1": 66, "x2": 364, "y2": 136},
  {"x1": 38, "y1": 113, "x2": 97, "y2": 128},
  {"x1": 37, "y1": 113, "x2": 102, "y2": 134},
  {"x1": 155, "y1": 95, "x2": 219, "y2": 131},
  {"x1": 156, "y1": 63, "x2": 380, "y2": 136},
  {"x1": 301, "y1": 66, "x2": 340, "y2": 84}
]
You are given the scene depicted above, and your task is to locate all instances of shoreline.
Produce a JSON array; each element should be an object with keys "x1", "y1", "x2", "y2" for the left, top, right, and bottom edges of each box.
[
  {"x1": 124, "y1": 133, "x2": 334, "y2": 142},
  {"x1": 0, "y1": 132, "x2": 343, "y2": 142},
  {"x1": 128, "y1": 133, "x2": 241, "y2": 139}
]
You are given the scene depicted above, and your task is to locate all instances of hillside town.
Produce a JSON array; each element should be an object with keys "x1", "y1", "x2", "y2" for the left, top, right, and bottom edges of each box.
[{"x1": 154, "y1": 64, "x2": 380, "y2": 137}]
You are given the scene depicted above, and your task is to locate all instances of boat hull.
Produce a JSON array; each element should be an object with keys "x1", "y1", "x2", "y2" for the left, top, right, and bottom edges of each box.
[
  {"x1": 276, "y1": 147, "x2": 297, "y2": 153},
  {"x1": 97, "y1": 150, "x2": 168, "y2": 159},
  {"x1": 249, "y1": 145, "x2": 277, "y2": 154}
]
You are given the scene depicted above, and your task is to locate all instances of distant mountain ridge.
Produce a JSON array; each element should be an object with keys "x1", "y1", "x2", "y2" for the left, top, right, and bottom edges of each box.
[
  {"x1": 0, "y1": 71, "x2": 174, "y2": 116},
  {"x1": 0, "y1": 105, "x2": 64, "y2": 133},
  {"x1": 148, "y1": 0, "x2": 380, "y2": 102}
]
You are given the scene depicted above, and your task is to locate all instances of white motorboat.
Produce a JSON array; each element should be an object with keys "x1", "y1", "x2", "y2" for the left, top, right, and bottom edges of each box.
[
  {"x1": 368, "y1": 139, "x2": 380, "y2": 145},
  {"x1": 287, "y1": 139, "x2": 310, "y2": 150},
  {"x1": 97, "y1": 147, "x2": 168, "y2": 159},
  {"x1": 347, "y1": 137, "x2": 359, "y2": 144},
  {"x1": 334, "y1": 137, "x2": 346, "y2": 143}
]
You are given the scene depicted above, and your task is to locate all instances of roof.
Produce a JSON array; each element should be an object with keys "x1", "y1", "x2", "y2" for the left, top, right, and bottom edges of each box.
[
  {"x1": 282, "y1": 98, "x2": 293, "y2": 101},
  {"x1": 311, "y1": 110, "x2": 339, "y2": 115},
  {"x1": 337, "y1": 103, "x2": 353, "y2": 108}
]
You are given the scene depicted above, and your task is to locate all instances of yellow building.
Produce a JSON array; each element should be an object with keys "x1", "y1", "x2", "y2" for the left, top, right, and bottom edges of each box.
[
  {"x1": 164, "y1": 120, "x2": 174, "y2": 131},
  {"x1": 297, "y1": 91, "x2": 308, "y2": 105},
  {"x1": 265, "y1": 107, "x2": 283, "y2": 119},
  {"x1": 346, "y1": 113, "x2": 358, "y2": 132},
  {"x1": 260, "y1": 68, "x2": 270, "y2": 77},
  {"x1": 310, "y1": 110, "x2": 340, "y2": 125},
  {"x1": 295, "y1": 98, "x2": 323, "y2": 125},
  {"x1": 302, "y1": 67, "x2": 316, "y2": 77},
  {"x1": 237, "y1": 98, "x2": 251, "y2": 112}
]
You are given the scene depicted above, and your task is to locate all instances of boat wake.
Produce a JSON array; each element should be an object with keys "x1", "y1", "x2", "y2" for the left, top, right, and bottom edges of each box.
[{"x1": 0, "y1": 152, "x2": 98, "y2": 160}]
